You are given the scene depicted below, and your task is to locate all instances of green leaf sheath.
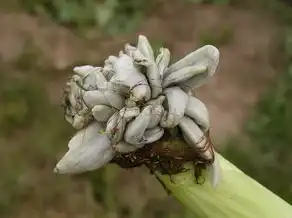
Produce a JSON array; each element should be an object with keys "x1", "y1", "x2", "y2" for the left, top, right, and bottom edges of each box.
[{"x1": 156, "y1": 153, "x2": 292, "y2": 218}]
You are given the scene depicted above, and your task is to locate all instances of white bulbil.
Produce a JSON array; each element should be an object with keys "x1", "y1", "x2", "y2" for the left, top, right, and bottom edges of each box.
[
  {"x1": 63, "y1": 78, "x2": 90, "y2": 129},
  {"x1": 179, "y1": 116, "x2": 214, "y2": 162},
  {"x1": 83, "y1": 90, "x2": 125, "y2": 110},
  {"x1": 119, "y1": 107, "x2": 140, "y2": 122},
  {"x1": 142, "y1": 126, "x2": 164, "y2": 144},
  {"x1": 165, "y1": 45, "x2": 219, "y2": 77},
  {"x1": 137, "y1": 35, "x2": 155, "y2": 61},
  {"x1": 73, "y1": 65, "x2": 94, "y2": 77},
  {"x1": 56, "y1": 35, "x2": 221, "y2": 187},
  {"x1": 72, "y1": 114, "x2": 92, "y2": 129},
  {"x1": 105, "y1": 112, "x2": 125, "y2": 144},
  {"x1": 166, "y1": 45, "x2": 220, "y2": 89},
  {"x1": 92, "y1": 105, "x2": 117, "y2": 122},
  {"x1": 147, "y1": 104, "x2": 164, "y2": 129},
  {"x1": 124, "y1": 43, "x2": 150, "y2": 66},
  {"x1": 160, "y1": 87, "x2": 188, "y2": 128},
  {"x1": 73, "y1": 66, "x2": 106, "y2": 91},
  {"x1": 124, "y1": 105, "x2": 152, "y2": 145},
  {"x1": 110, "y1": 53, "x2": 151, "y2": 102},
  {"x1": 54, "y1": 122, "x2": 114, "y2": 174},
  {"x1": 136, "y1": 35, "x2": 163, "y2": 98},
  {"x1": 103, "y1": 82, "x2": 130, "y2": 96},
  {"x1": 156, "y1": 48, "x2": 170, "y2": 78},
  {"x1": 114, "y1": 141, "x2": 141, "y2": 153},
  {"x1": 179, "y1": 116, "x2": 205, "y2": 148},
  {"x1": 163, "y1": 65, "x2": 207, "y2": 88},
  {"x1": 103, "y1": 57, "x2": 116, "y2": 80},
  {"x1": 185, "y1": 95, "x2": 210, "y2": 131},
  {"x1": 145, "y1": 61, "x2": 163, "y2": 98}
]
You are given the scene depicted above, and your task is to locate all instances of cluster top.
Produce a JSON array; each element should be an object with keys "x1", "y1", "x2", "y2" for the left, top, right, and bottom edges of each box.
[{"x1": 55, "y1": 35, "x2": 221, "y2": 187}]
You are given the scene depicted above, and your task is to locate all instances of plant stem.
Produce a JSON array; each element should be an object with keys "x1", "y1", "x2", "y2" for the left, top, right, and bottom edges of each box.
[{"x1": 155, "y1": 153, "x2": 292, "y2": 218}]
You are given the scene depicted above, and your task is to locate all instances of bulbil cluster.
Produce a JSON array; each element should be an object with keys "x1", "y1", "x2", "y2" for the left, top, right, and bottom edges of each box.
[{"x1": 56, "y1": 35, "x2": 221, "y2": 187}]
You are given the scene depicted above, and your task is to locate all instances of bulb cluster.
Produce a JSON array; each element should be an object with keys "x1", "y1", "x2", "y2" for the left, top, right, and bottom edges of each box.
[{"x1": 55, "y1": 35, "x2": 221, "y2": 187}]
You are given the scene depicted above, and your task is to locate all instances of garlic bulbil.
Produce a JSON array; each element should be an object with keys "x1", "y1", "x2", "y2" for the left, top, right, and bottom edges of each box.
[{"x1": 56, "y1": 35, "x2": 220, "y2": 187}]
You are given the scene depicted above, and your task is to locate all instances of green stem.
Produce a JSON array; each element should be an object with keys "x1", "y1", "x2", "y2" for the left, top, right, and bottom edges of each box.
[{"x1": 156, "y1": 153, "x2": 292, "y2": 218}]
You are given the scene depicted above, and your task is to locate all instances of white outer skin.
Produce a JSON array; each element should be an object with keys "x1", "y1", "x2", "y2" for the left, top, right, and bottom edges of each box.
[
  {"x1": 85, "y1": 67, "x2": 107, "y2": 89},
  {"x1": 145, "y1": 62, "x2": 163, "y2": 99},
  {"x1": 141, "y1": 126, "x2": 164, "y2": 144},
  {"x1": 54, "y1": 122, "x2": 114, "y2": 174},
  {"x1": 166, "y1": 45, "x2": 220, "y2": 89},
  {"x1": 111, "y1": 53, "x2": 138, "y2": 76},
  {"x1": 181, "y1": 72, "x2": 211, "y2": 90},
  {"x1": 64, "y1": 80, "x2": 89, "y2": 128},
  {"x1": 124, "y1": 98, "x2": 137, "y2": 108},
  {"x1": 72, "y1": 114, "x2": 91, "y2": 129},
  {"x1": 110, "y1": 54, "x2": 151, "y2": 102},
  {"x1": 179, "y1": 116, "x2": 212, "y2": 159},
  {"x1": 124, "y1": 44, "x2": 150, "y2": 66},
  {"x1": 105, "y1": 107, "x2": 140, "y2": 144},
  {"x1": 92, "y1": 105, "x2": 116, "y2": 122},
  {"x1": 130, "y1": 85, "x2": 151, "y2": 102},
  {"x1": 83, "y1": 90, "x2": 125, "y2": 110},
  {"x1": 156, "y1": 48, "x2": 170, "y2": 78},
  {"x1": 67, "y1": 122, "x2": 103, "y2": 150},
  {"x1": 164, "y1": 45, "x2": 220, "y2": 77},
  {"x1": 185, "y1": 95, "x2": 210, "y2": 131},
  {"x1": 146, "y1": 96, "x2": 165, "y2": 131},
  {"x1": 105, "y1": 112, "x2": 125, "y2": 144},
  {"x1": 136, "y1": 35, "x2": 162, "y2": 98},
  {"x1": 102, "y1": 82, "x2": 130, "y2": 96},
  {"x1": 179, "y1": 116, "x2": 205, "y2": 148},
  {"x1": 73, "y1": 66, "x2": 107, "y2": 91},
  {"x1": 124, "y1": 43, "x2": 136, "y2": 53},
  {"x1": 111, "y1": 116, "x2": 127, "y2": 145},
  {"x1": 124, "y1": 105, "x2": 152, "y2": 145},
  {"x1": 103, "y1": 58, "x2": 116, "y2": 80},
  {"x1": 162, "y1": 65, "x2": 207, "y2": 88},
  {"x1": 105, "y1": 112, "x2": 119, "y2": 138},
  {"x1": 114, "y1": 141, "x2": 141, "y2": 153},
  {"x1": 65, "y1": 80, "x2": 84, "y2": 110},
  {"x1": 160, "y1": 87, "x2": 188, "y2": 128},
  {"x1": 137, "y1": 35, "x2": 155, "y2": 61},
  {"x1": 73, "y1": 65, "x2": 94, "y2": 77},
  {"x1": 146, "y1": 95, "x2": 166, "y2": 106},
  {"x1": 179, "y1": 116, "x2": 220, "y2": 186},
  {"x1": 119, "y1": 107, "x2": 140, "y2": 122},
  {"x1": 147, "y1": 105, "x2": 164, "y2": 129}
]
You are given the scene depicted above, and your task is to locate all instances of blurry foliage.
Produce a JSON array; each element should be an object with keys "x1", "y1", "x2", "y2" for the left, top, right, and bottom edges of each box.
[
  {"x1": 20, "y1": 0, "x2": 151, "y2": 34},
  {"x1": 0, "y1": 73, "x2": 66, "y2": 215},
  {"x1": 13, "y1": 40, "x2": 43, "y2": 71},
  {"x1": 187, "y1": 0, "x2": 231, "y2": 5},
  {"x1": 199, "y1": 25, "x2": 234, "y2": 47},
  {"x1": 0, "y1": 74, "x2": 42, "y2": 136},
  {"x1": 0, "y1": 45, "x2": 75, "y2": 215},
  {"x1": 222, "y1": 30, "x2": 292, "y2": 203}
]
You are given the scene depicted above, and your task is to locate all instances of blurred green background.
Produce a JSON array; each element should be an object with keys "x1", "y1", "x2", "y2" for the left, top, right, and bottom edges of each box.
[{"x1": 0, "y1": 0, "x2": 292, "y2": 217}]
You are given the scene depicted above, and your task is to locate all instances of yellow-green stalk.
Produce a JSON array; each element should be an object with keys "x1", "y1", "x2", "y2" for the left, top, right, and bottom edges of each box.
[{"x1": 156, "y1": 152, "x2": 292, "y2": 218}]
